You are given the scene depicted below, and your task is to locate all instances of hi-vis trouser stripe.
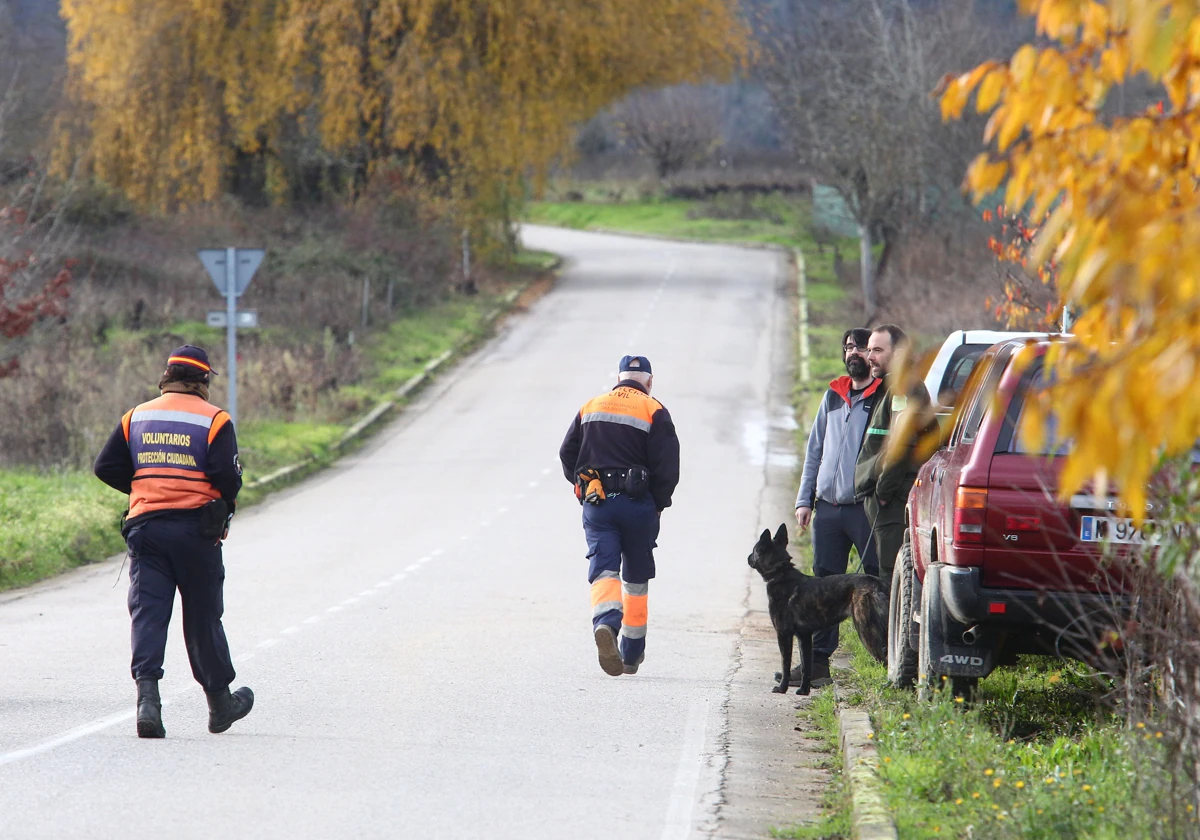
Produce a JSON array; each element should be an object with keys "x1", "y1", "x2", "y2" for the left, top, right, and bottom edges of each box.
[
  {"x1": 591, "y1": 570, "x2": 623, "y2": 619},
  {"x1": 619, "y1": 581, "x2": 648, "y2": 640}
]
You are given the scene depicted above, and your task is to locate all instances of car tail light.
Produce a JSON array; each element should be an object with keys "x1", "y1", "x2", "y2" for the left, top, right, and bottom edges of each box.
[{"x1": 954, "y1": 487, "x2": 988, "y2": 545}]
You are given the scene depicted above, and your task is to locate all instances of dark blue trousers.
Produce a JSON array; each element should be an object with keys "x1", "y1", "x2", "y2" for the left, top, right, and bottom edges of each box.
[
  {"x1": 811, "y1": 500, "x2": 878, "y2": 662},
  {"x1": 583, "y1": 493, "x2": 659, "y2": 666},
  {"x1": 125, "y1": 513, "x2": 236, "y2": 693}
]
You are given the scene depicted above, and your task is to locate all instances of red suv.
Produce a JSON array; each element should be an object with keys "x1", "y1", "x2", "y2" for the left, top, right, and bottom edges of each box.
[{"x1": 888, "y1": 338, "x2": 1143, "y2": 696}]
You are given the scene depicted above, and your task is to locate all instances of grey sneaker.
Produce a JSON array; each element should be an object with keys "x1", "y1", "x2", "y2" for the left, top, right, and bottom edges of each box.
[
  {"x1": 809, "y1": 660, "x2": 833, "y2": 688},
  {"x1": 594, "y1": 624, "x2": 623, "y2": 676},
  {"x1": 773, "y1": 661, "x2": 833, "y2": 688}
]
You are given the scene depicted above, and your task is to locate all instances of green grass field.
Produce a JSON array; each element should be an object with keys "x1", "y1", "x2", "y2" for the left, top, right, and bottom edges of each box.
[{"x1": 527, "y1": 193, "x2": 817, "y2": 250}]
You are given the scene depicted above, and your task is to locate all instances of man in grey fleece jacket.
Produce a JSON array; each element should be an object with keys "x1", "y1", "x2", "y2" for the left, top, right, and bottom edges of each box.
[{"x1": 791, "y1": 328, "x2": 881, "y2": 683}]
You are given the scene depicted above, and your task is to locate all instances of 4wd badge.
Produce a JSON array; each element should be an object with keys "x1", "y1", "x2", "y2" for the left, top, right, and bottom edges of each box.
[{"x1": 940, "y1": 653, "x2": 984, "y2": 667}]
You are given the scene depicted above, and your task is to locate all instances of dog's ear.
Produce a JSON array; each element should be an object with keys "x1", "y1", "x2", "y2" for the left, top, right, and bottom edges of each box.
[
  {"x1": 774, "y1": 523, "x2": 789, "y2": 546},
  {"x1": 758, "y1": 528, "x2": 772, "y2": 546}
]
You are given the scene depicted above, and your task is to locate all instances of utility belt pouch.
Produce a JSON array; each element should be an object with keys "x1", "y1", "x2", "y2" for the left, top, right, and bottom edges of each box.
[
  {"x1": 198, "y1": 498, "x2": 230, "y2": 539},
  {"x1": 624, "y1": 466, "x2": 650, "y2": 500},
  {"x1": 575, "y1": 468, "x2": 606, "y2": 506}
]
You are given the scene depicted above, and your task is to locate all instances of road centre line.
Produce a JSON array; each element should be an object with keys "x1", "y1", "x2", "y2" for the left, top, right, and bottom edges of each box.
[
  {"x1": 280, "y1": 626, "x2": 300, "y2": 635},
  {"x1": 0, "y1": 683, "x2": 202, "y2": 767},
  {"x1": 431, "y1": 548, "x2": 444, "y2": 556},
  {"x1": 256, "y1": 639, "x2": 278, "y2": 649},
  {"x1": 326, "y1": 605, "x2": 343, "y2": 613},
  {"x1": 392, "y1": 573, "x2": 407, "y2": 582},
  {"x1": 374, "y1": 581, "x2": 391, "y2": 589},
  {"x1": 404, "y1": 563, "x2": 420, "y2": 572},
  {"x1": 340, "y1": 597, "x2": 359, "y2": 606},
  {"x1": 303, "y1": 615, "x2": 321, "y2": 624},
  {"x1": 0, "y1": 708, "x2": 135, "y2": 768},
  {"x1": 235, "y1": 652, "x2": 255, "y2": 663},
  {"x1": 358, "y1": 589, "x2": 375, "y2": 598}
]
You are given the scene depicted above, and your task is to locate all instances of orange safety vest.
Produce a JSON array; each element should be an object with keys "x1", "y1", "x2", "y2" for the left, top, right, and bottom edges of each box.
[
  {"x1": 121, "y1": 392, "x2": 230, "y2": 519},
  {"x1": 579, "y1": 385, "x2": 663, "y2": 435}
]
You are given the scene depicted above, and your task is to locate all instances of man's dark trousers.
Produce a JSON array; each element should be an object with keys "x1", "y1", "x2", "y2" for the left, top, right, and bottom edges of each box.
[
  {"x1": 811, "y1": 500, "x2": 878, "y2": 663},
  {"x1": 863, "y1": 496, "x2": 905, "y2": 602},
  {"x1": 125, "y1": 513, "x2": 236, "y2": 692},
  {"x1": 583, "y1": 492, "x2": 659, "y2": 667}
]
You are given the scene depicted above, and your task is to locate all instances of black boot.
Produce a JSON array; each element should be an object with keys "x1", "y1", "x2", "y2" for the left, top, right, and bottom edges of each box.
[
  {"x1": 206, "y1": 685, "x2": 254, "y2": 734},
  {"x1": 136, "y1": 678, "x2": 165, "y2": 739}
]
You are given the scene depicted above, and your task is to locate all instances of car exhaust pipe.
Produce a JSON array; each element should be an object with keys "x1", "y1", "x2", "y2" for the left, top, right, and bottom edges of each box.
[{"x1": 961, "y1": 626, "x2": 979, "y2": 645}]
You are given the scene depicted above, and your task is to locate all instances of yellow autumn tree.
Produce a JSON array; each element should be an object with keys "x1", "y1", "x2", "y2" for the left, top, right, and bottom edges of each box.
[
  {"x1": 940, "y1": 0, "x2": 1200, "y2": 514},
  {"x1": 56, "y1": 0, "x2": 746, "y2": 213}
]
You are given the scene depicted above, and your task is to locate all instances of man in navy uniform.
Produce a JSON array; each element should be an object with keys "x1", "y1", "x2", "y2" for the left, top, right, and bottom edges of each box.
[
  {"x1": 559, "y1": 355, "x2": 680, "y2": 676},
  {"x1": 94, "y1": 345, "x2": 254, "y2": 738}
]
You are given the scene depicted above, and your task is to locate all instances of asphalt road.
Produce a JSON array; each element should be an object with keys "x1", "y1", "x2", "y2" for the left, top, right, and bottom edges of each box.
[{"x1": 0, "y1": 226, "x2": 811, "y2": 839}]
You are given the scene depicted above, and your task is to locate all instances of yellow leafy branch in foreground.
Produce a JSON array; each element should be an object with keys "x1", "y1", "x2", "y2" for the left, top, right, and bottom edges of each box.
[{"x1": 941, "y1": 0, "x2": 1200, "y2": 515}]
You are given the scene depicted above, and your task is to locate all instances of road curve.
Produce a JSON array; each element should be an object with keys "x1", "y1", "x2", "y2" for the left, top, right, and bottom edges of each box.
[{"x1": 0, "y1": 225, "x2": 807, "y2": 839}]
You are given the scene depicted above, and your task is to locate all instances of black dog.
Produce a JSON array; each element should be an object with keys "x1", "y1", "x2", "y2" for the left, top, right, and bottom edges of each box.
[{"x1": 747, "y1": 523, "x2": 888, "y2": 695}]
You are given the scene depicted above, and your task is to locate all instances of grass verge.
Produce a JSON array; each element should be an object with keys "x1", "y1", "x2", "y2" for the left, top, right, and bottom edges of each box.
[
  {"x1": 0, "y1": 252, "x2": 557, "y2": 591},
  {"x1": 832, "y1": 625, "x2": 1185, "y2": 839}
]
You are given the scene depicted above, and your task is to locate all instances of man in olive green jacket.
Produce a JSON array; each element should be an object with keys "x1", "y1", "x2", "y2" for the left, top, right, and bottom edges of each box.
[{"x1": 854, "y1": 325, "x2": 939, "y2": 598}]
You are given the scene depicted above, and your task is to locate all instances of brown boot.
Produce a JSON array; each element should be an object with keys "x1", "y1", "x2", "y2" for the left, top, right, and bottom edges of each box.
[{"x1": 593, "y1": 625, "x2": 623, "y2": 676}]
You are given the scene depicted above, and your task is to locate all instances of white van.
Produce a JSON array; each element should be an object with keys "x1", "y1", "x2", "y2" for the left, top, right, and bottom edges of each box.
[{"x1": 922, "y1": 330, "x2": 1048, "y2": 414}]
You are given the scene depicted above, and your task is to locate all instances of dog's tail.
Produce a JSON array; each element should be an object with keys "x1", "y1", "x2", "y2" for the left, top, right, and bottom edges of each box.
[{"x1": 852, "y1": 581, "x2": 889, "y2": 663}]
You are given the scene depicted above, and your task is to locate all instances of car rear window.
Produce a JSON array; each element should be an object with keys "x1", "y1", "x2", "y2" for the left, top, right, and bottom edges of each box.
[
  {"x1": 1006, "y1": 368, "x2": 1070, "y2": 455},
  {"x1": 937, "y1": 343, "x2": 991, "y2": 408},
  {"x1": 953, "y1": 344, "x2": 1016, "y2": 447}
]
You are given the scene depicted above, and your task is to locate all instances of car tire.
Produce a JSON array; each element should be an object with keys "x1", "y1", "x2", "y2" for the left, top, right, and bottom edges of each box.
[
  {"x1": 886, "y1": 533, "x2": 918, "y2": 688},
  {"x1": 917, "y1": 568, "x2": 937, "y2": 701}
]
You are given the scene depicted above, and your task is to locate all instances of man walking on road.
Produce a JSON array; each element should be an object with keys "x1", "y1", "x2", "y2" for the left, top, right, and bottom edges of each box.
[
  {"x1": 792, "y1": 328, "x2": 882, "y2": 686},
  {"x1": 94, "y1": 345, "x2": 254, "y2": 738},
  {"x1": 854, "y1": 325, "x2": 938, "y2": 600},
  {"x1": 559, "y1": 355, "x2": 680, "y2": 677}
]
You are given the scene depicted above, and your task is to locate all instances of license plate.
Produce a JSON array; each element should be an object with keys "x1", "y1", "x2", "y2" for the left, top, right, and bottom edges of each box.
[{"x1": 1080, "y1": 516, "x2": 1156, "y2": 544}]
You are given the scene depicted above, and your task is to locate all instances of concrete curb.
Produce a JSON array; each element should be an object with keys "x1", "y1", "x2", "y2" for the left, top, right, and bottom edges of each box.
[
  {"x1": 245, "y1": 279, "x2": 543, "y2": 493},
  {"x1": 829, "y1": 663, "x2": 898, "y2": 840},
  {"x1": 838, "y1": 708, "x2": 898, "y2": 840}
]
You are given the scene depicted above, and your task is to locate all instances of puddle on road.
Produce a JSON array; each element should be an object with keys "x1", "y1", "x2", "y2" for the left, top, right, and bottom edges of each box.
[{"x1": 741, "y1": 408, "x2": 799, "y2": 469}]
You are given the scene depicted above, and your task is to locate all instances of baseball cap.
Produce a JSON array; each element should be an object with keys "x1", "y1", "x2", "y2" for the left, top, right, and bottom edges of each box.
[
  {"x1": 619, "y1": 355, "x2": 652, "y2": 375},
  {"x1": 167, "y1": 345, "x2": 218, "y2": 376}
]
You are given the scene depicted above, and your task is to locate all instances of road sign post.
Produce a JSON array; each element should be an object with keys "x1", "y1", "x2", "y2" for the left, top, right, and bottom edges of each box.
[{"x1": 198, "y1": 248, "x2": 264, "y2": 428}]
